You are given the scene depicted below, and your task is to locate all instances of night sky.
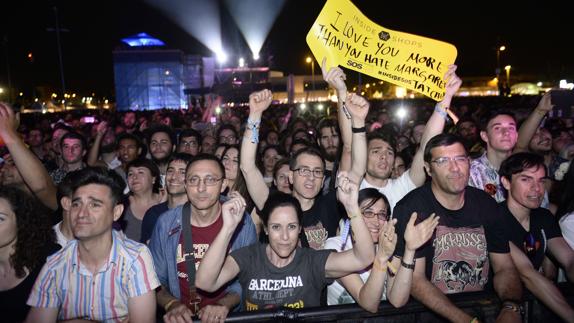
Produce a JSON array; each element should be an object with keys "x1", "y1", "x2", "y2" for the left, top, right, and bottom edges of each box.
[{"x1": 1, "y1": 0, "x2": 572, "y2": 98}]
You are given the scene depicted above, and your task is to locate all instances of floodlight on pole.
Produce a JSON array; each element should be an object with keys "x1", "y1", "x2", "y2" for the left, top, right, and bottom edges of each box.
[
  {"x1": 238, "y1": 57, "x2": 245, "y2": 68},
  {"x1": 216, "y1": 50, "x2": 227, "y2": 64},
  {"x1": 253, "y1": 52, "x2": 260, "y2": 60}
]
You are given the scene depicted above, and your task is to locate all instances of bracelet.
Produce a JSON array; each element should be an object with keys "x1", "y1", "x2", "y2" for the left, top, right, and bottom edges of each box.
[
  {"x1": 341, "y1": 102, "x2": 352, "y2": 120},
  {"x1": 372, "y1": 259, "x2": 387, "y2": 272},
  {"x1": 164, "y1": 299, "x2": 178, "y2": 312},
  {"x1": 351, "y1": 126, "x2": 366, "y2": 133},
  {"x1": 470, "y1": 317, "x2": 479, "y2": 323},
  {"x1": 501, "y1": 301, "x2": 523, "y2": 315},
  {"x1": 401, "y1": 259, "x2": 415, "y2": 270},
  {"x1": 387, "y1": 261, "x2": 397, "y2": 277},
  {"x1": 348, "y1": 213, "x2": 361, "y2": 220},
  {"x1": 434, "y1": 103, "x2": 448, "y2": 120},
  {"x1": 247, "y1": 118, "x2": 261, "y2": 143}
]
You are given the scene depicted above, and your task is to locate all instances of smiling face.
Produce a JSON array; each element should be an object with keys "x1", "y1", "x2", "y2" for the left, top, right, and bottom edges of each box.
[
  {"x1": 528, "y1": 128, "x2": 552, "y2": 153},
  {"x1": 165, "y1": 160, "x2": 187, "y2": 196},
  {"x1": 502, "y1": 165, "x2": 546, "y2": 210},
  {"x1": 360, "y1": 198, "x2": 388, "y2": 243},
  {"x1": 265, "y1": 205, "x2": 301, "y2": 260}
]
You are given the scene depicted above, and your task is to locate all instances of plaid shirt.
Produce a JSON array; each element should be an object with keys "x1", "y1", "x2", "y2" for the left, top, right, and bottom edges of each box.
[
  {"x1": 27, "y1": 230, "x2": 159, "y2": 323},
  {"x1": 469, "y1": 152, "x2": 505, "y2": 202}
]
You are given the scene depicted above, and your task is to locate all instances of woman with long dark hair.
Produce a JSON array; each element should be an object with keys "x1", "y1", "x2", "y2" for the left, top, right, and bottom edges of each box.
[
  {"x1": 0, "y1": 186, "x2": 59, "y2": 322},
  {"x1": 557, "y1": 161, "x2": 574, "y2": 248}
]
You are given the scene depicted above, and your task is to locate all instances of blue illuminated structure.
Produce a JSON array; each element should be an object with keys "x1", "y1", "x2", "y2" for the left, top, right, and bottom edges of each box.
[{"x1": 121, "y1": 33, "x2": 165, "y2": 47}]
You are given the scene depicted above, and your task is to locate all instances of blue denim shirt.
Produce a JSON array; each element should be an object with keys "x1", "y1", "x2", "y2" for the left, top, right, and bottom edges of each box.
[{"x1": 149, "y1": 203, "x2": 257, "y2": 303}]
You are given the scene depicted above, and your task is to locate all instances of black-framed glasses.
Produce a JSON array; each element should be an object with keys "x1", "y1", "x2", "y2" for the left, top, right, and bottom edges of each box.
[
  {"x1": 362, "y1": 210, "x2": 389, "y2": 221},
  {"x1": 292, "y1": 167, "x2": 324, "y2": 178},
  {"x1": 430, "y1": 156, "x2": 469, "y2": 167},
  {"x1": 185, "y1": 176, "x2": 223, "y2": 187}
]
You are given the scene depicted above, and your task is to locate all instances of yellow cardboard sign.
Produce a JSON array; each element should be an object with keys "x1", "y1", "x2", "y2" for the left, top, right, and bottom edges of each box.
[{"x1": 306, "y1": 0, "x2": 458, "y2": 101}]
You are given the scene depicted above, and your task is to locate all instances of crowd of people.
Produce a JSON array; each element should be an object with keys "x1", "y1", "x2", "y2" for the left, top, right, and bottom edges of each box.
[{"x1": 1, "y1": 61, "x2": 574, "y2": 323}]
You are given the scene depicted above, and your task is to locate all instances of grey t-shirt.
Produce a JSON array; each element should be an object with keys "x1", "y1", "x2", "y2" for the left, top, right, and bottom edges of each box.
[{"x1": 230, "y1": 243, "x2": 333, "y2": 311}]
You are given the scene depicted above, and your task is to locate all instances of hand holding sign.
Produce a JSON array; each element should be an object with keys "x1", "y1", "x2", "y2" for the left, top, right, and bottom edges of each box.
[
  {"x1": 307, "y1": 0, "x2": 457, "y2": 101},
  {"x1": 321, "y1": 57, "x2": 347, "y2": 94}
]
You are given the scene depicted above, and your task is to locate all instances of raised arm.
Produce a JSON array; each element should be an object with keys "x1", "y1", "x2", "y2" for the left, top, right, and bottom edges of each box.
[
  {"x1": 409, "y1": 65, "x2": 462, "y2": 186},
  {"x1": 548, "y1": 237, "x2": 574, "y2": 282},
  {"x1": 509, "y1": 242, "x2": 574, "y2": 323},
  {"x1": 239, "y1": 90, "x2": 273, "y2": 210},
  {"x1": 515, "y1": 92, "x2": 553, "y2": 153},
  {"x1": 0, "y1": 103, "x2": 57, "y2": 210},
  {"x1": 195, "y1": 195, "x2": 245, "y2": 292},
  {"x1": 321, "y1": 58, "x2": 351, "y2": 171},
  {"x1": 387, "y1": 212, "x2": 438, "y2": 308},
  {"x1": 344, "y1": 93, "x2": 369, "y2": 182},
  {"x1": 325, "y1": 173, "x2": 374, "y2": 278},
  {"x1": 87, "y1": 120, "x2": 109, "y2": 167}
]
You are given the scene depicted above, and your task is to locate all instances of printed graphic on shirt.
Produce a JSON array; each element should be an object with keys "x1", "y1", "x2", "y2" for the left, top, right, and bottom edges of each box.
[
  {"x1": 304, "y1": 223, "x2": 328, "y2": 250},
  {"x1": 245, "y1": 276, "x2": 305, "y2": 311},
  {"x1": 431, "y1": 225, "x2": 489, "y2": 294},
  {"x1": 176, "y1": 243, "x2": 209, "y2": 270}
]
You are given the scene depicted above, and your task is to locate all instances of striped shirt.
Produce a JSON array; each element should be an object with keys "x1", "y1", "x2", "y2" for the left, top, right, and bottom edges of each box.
[{"x1": 27, "y1": 230, "x2": 160, "y2": 323}]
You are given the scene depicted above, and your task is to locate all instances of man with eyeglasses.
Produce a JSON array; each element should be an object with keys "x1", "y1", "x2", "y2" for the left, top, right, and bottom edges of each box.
[
  {"x1": 149, "y1": 154, "x2": 256, "y2": 323},
  {"x1": 322, "y1": 61, "x2": 462, "y2": 213},
  {"x1": 177, "y1": 129, "x2": 202, "y2": 156},
  {"x1": 393, "y1": 133, "x2": 522, "y2": 323},
  {"x1": 241, "y1": 89, "x2": 369, "y2": 250},
  {"x1": 499, "y1": 152, "x2": 574, "y2": 322}
]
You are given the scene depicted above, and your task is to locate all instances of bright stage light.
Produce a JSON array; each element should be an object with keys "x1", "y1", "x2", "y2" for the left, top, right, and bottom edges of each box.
[
  {"x1": 216, "y1": 50, "x2": 228, "y2": 64},
  {"x1": 224, "y1": 0, "x2": 286, "y2": 65},
  {"x1": 239, "y1": 57, "x2": 245, "y2": 67}
]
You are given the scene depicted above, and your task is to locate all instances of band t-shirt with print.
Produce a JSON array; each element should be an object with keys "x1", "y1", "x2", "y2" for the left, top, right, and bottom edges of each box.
[
  {"x1": 394, "y1": 183, "x2": 508, "y2": 294},
  {"x1": 501, "y1": 203, "x2": 562, "y2": 270},
  {"x1": 301, "y1": 190, "x2": 342, "y2": 250},
  {"x1": 177, "y1": 215, "x2": 228, "y2": 309},
  {"x1": 230, "y1": 243, "x2": 333, "y2": 311}
]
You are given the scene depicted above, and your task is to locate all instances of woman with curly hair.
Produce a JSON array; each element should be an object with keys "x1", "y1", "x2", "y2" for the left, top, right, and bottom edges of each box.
[{"x1": 0, "y1": 185, "x2": 59, "y2": 322}]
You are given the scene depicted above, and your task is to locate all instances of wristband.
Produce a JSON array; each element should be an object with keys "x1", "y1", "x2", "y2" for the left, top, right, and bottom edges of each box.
[
  {"x1": 372, "y1": 259, "x2": 387, "y2": 272},
  {"x1": 247, "y1": 118, "x2": 261, "y2": 143},
  {"x1": 401, "y1": 259, "x2": 415, "y2": 270},
  {"x1": 387, "y1": 261, "x2": 397, "y2": 277},
  {"x1": 470, "y1": 317, "x2": 479, "y2": 323},
  {"x1": 348, "y1": 213, "x2": 361, "y2": 220},
  {"x1": 164, "y1": 299, "x2": 178, "y2": 312},
  {"x1": 434, "y1": 103, "x2": 448, "y2": 120},
  {"x1": 351, "y1": 126, "x2": 366, "y2": 133}
]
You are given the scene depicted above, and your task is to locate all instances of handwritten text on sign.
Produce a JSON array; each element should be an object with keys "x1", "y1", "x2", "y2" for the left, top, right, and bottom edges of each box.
[{"x1": 306, "y1": 0, "x2": 457, "y2": 101}]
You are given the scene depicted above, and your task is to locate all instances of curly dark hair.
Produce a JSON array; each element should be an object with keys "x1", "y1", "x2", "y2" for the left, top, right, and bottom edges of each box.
[{"x1": 0, "y1": 185, "x2": 55, "y2": 278}]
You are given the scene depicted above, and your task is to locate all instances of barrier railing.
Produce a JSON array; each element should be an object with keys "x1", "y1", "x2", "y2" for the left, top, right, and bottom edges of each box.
[{"x1": 220, "y1": 283, "x2": 573, "y2": 322}]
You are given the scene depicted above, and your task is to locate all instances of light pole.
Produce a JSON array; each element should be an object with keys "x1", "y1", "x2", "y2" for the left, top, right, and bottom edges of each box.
[
  {"x1": 505, "y1": 65, "x2": 511, "y2": 96},
  {"x1": 496, "y1": 45, "x2": 506, "y2": 96},
  {"x1": 306, "y1": 56, "x2": 315, "y2": 101}
]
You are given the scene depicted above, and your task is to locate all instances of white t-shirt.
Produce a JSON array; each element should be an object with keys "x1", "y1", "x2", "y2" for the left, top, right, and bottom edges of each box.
[
  {"x1": 324, "y1": 235, "x2": 386, "y2": 305},
  {"x1": 360, "y1": 170, "x2": 416, "y2": 214},
  {"x1": 53, "y1": 221, "x2": 71, "y2": 248}
]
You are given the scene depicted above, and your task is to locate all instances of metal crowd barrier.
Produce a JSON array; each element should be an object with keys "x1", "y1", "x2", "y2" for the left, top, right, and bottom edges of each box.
[{"x1": 219, "y1": 283, "x2": 573, "y2": 322}]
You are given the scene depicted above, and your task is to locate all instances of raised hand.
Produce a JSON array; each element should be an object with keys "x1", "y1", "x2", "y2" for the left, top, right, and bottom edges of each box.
[
  {"x1": 443, "y1": 64, "x2": 462, "y2": 99},
  {"x1": 321, "y1": 57, "x2": 347, "y2": 93},
  {"x1": 221, "y1": 191, "x2": 247, "y2": 230},
  {"x1": 95, "y1": 120, "x2": 109, "y2": 136},
  {"x1": 336, "y1": 171, "x2": 360, "y2": 213},
  {"x1": 378, "y1": 218, "x2": 398, "y2": 261},
  {"x1": 0, "y1": 102, "x2": 19, "y2": 140},
  {"x1": 404, "y1": 212, "x2": 439, "y2": 252},
  {"x1": 249, "y1": 89, "x2": 273, "y2": 116},
  {"x1": 535, "y1": 91, "x2": 553, "y2": 113},
  {"x1": 345, "y1": 93, "x2": 370, "y2": 123}
]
